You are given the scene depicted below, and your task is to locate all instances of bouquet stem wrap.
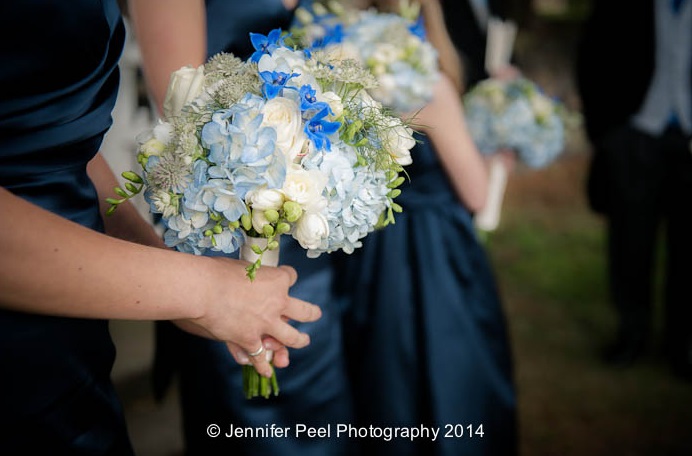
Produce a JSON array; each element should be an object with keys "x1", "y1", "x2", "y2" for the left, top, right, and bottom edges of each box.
[
  {"x1": 475, "y1": 155, "x2": 508, "y2": 232},
  {"x1": 240, "y1": 235, "x2": 280, "y2": 399}
]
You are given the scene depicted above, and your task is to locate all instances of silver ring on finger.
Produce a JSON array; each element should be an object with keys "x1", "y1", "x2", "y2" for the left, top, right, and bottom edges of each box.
[{"x1": 247, "y1": 344, "x2": 265, "y2": 358}]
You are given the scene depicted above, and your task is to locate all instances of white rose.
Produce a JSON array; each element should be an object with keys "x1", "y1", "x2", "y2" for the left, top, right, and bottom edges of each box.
[
  {"x1": 354, "y1": 89, "x2": 382, "y2": 110},
  {"x1": 282, "y1": 166, "x2": 328, "y2": 212},
  {"x1": 370, "y1": 43, "x2": 401, "y2": 66},
  {"x1": 259, "y1": 48, "x2": 319, "y2": 92},
  {"x1": 162, "y1": 65, "x2": 206, "y2": 120},
  {"x1": 293, "y1": 211, "x2": 329, "y2": 250},
  {"x1": 371, "y1": 73, "x2": 397, "y2": 105},
  {"x1": 136, "y1": 122, "x2": 173, "y2": 157},
  {"x1": 260, "y1": 97, "x2": 306, "y2": 161},
  {"x1": 318, "y1": 91, "x2": 343, "y2": 118},
  {"x1": 246, "y1": 187, "x2": 285, "y2": 211},
  {"x1": 381, "y1": 118, "x2": 415, "y2": 166}
]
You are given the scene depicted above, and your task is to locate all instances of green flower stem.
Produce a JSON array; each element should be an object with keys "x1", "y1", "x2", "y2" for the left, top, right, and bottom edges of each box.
[{"x1": 243, "y1": 364, "x2": 279, "y2": 399}]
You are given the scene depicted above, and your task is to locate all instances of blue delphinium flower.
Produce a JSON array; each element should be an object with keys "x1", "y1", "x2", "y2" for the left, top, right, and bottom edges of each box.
[
  {"x1": 259, "y1": 70, "x2": 299, "y2": 99},
  {"x1": 408, "y1": 16, "x2": 426, "y2": 40},
  {"x1": 299, "y1": 85, "x2": 331, "y2": 113},
  {"x1": 304, "y1": 107, "x2": 341, "y2": 151},
  {"x1": 310, "y1": 22, "x2": 345, "y2": 50},
  {"x1": 249, "y1": 28, "x2": 286, "y2": 63}
]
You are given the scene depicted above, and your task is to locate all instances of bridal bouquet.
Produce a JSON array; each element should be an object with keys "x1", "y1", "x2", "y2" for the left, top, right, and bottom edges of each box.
[
  {"x1": 108, "y1": 29, "x2": 414, "y2": 398},
  {"x1": 464, "y1": 77, "x2": 566, "y2": 232},
  {"x1": 463, "y1": 77, "x2": 565, "y2": 169},
  {"x1": 291, "y1": 0, "x2": 439, "y2": 114}
]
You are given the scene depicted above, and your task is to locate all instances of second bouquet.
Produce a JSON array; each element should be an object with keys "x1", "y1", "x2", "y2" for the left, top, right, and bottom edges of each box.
[{"x1": 108, "y1": 29, "x2": 415, "y2": 398}]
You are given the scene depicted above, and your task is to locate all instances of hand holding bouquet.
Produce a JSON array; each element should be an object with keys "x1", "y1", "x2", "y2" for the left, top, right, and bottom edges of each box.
[{"x1": 108, "y1": 28, "x2": 415, "y2": 398}]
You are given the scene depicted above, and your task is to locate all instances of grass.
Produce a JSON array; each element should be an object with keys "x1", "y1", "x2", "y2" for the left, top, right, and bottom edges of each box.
[{"x1": 483, "y1": 147, "x2": 692, "y2": 456}]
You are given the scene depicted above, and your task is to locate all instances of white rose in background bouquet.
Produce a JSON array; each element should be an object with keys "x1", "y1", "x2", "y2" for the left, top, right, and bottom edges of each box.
[
  {"x1": 107, "y1": 28, "x2": 414, "y2": 398},
  {"x1": 291, "y1": 0, "x2": 440, "y2": 114}
]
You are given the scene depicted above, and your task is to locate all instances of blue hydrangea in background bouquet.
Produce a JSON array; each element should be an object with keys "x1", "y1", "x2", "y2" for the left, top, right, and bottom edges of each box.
[
  {"x1": 463, "y1": 76, "x2": 566, "y2": 169},
  {"x1": 291, "y1": 0, "x2": 439, "y2": 114},
  {"x1": 107, "y1": 28, "x2": 415, "y2": 398}
]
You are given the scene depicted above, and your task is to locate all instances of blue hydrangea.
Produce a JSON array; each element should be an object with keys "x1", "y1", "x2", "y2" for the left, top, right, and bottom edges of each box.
[{"x1": 464, "y1": 78, "x2": 565, "y2": 169}]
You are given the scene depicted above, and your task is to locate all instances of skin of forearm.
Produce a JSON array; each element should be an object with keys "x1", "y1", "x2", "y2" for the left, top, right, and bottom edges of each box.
[
  {"x1": 414, "y1": 75, "x2": 489, "y2": 212},
  {"x1": 0, "y1": 186, "x2": 218, "y2": 321}
]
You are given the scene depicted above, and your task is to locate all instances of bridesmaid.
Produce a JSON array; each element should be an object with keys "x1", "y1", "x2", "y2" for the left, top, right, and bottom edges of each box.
[
  {"x1": 0, "y1": 1, "x2": 320, "y2": 453},
  {"x1": 336, "y1": 1, "x2": 519, "y2": 455},
  {"x1": 131, "y1": 1, "x2": 355, "y2": 455}
]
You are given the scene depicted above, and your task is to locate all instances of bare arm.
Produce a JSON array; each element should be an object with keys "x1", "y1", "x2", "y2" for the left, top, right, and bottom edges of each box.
[
  {"x1": 419, "y1": 0, "x2": 464, "y2": 93},
  {"x1": 87, "y1": 152, "x2": 164, "y2": 247},
  {"x1": 0, "y1": 186, "x2": 320, "y2": 376},
  {"x1": 127, "y1": 0, "x2": 206, "y2": 115},
  {"x1": 412, "y1": 74, "x2": 489, "y2": 213}
]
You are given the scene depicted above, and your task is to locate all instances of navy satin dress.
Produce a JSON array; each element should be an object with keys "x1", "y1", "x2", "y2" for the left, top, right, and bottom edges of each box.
[
  {"x1": 152, "y1": 1, "x2": 355, "y2": 454},
  {"x1": 337, "y1": 134, "x2": 518, "y2": 456},
  {"x1": 0, "y1": 1, "x2": 133, "y2": 454}
]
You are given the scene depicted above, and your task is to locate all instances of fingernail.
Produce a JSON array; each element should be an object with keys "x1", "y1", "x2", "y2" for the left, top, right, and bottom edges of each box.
[{"x1": 237, "y1": 352, "x2": 250, "y2": 364}]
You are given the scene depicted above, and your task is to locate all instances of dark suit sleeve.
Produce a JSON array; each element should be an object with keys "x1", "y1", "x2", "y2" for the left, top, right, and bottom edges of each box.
[{"x1": 575, "y1": 0, "x2": 655, "y2": 143}]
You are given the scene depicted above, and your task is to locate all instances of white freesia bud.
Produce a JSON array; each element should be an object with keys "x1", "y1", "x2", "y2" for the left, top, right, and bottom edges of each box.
[
  {"x1": 251, "y1": 209, "x2": 271, "y2": 234},
  {"x1": 381, "y1": 118, "x2": 415, "y2": 166},
  {"x1": 246, "y1": 187, "x2": 285, "y2": 211},
  {"x1": 319, "y1": 91, "x2": 343, "y2": 118},
  {"x1": 282, "y1": 166, "x2": 328, "y2": 212},
  {"x1": 139, "y1": 138, "x2": 165, "y2": 158},
  {"x1": 261, "y1": 97, "x2": 306, "y2": 161},
  {"x1": 293, "y1": 211, "x2": 329, "y2": 250},
  {"x1": 163, "y1": 65, "x2": 206, "y2": 120}
]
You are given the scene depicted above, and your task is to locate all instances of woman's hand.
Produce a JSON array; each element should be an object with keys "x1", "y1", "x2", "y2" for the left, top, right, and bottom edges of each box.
[{"x1": 173, "y1": 258, "x2": 321, "y2": 378}]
